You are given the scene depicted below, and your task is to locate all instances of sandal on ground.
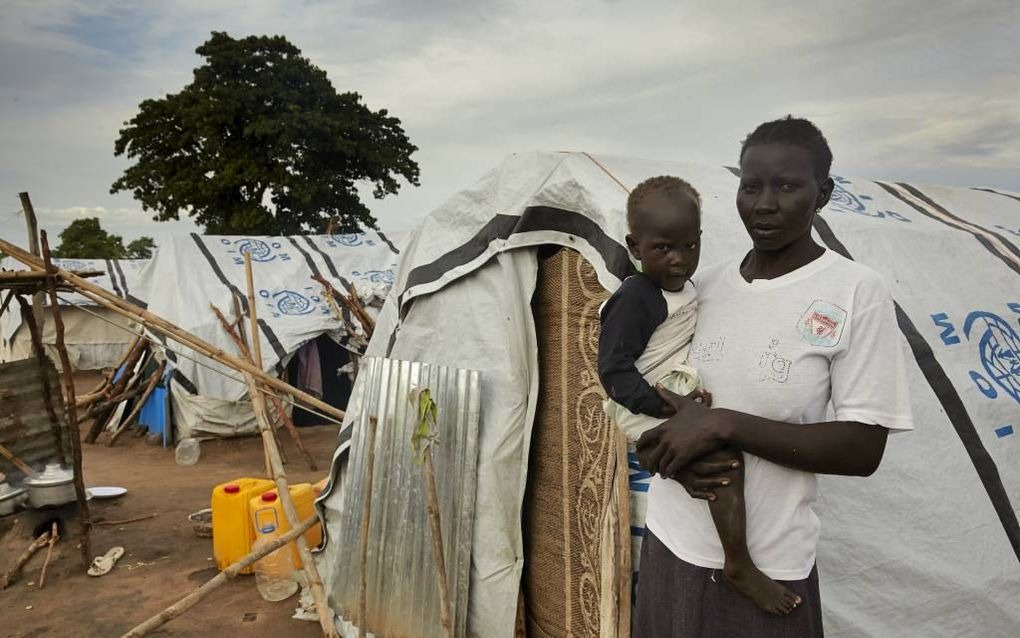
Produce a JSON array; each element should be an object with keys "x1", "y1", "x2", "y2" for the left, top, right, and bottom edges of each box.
[{"x1": 87, "y1": 546, "x2": 125, "y2": 577}]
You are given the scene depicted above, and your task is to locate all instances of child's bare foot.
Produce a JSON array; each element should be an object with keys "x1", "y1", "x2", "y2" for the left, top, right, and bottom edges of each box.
[{"x1": 723, "y1": 561, "x2": 802, "y2": 615}]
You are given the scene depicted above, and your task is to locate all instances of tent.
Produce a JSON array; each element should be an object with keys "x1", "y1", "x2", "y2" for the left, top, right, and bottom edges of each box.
[
  {"x1": 131, "y1": 231, "x2": 402, "y2": 439},
  {"x1": 0, "y1": 257, "x2": 147, "y2": 370},
  {"x1": 316, "y1": 151, "x2": 1020, "y2": 637}
]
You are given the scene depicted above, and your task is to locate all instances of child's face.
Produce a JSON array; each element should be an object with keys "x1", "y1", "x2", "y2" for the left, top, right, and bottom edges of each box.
[{"x1": 626, "y1": 193, "x2": 701, "y2": 292}]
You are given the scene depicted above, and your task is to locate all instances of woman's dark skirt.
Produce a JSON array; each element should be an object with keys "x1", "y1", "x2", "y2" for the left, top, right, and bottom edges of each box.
[{"x1": 634, "y1": 530, "x2": 824, "y2": 638}]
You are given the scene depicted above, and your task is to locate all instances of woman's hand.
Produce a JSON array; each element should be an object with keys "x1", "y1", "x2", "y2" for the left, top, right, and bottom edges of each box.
[{"x1": 636, "y1": 385, "x2": 726, "y2": 477}]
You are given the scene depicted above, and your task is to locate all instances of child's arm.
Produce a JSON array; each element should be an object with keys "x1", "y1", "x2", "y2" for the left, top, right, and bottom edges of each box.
[{"x1": 598, "y1": 279, "x2": 669, "y2": 418}]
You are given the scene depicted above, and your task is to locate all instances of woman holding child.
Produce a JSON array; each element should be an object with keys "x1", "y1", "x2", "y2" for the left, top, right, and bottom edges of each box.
[{"x1": 630, "y1": 117, "x2": 914, "y2": 637}]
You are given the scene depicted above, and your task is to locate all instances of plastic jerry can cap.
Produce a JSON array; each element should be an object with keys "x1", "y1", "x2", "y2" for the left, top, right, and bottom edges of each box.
[
  {"x1": 224, "y1": 484, "x2": 240, "y2": 494},
  {"x1": 261, "y1": 492, "x2": 278, "y2": 502}
]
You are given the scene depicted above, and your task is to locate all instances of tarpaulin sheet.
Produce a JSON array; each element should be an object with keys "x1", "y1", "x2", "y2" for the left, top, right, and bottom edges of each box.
[{"x1": 319, "y1": 151, "x2": 1019, "y2": 638}]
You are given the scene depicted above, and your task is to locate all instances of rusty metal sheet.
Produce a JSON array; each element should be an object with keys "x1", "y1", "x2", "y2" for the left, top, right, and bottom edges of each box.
[
  {"x1": 324, "y1": 357, "x2": 481, "y2": 638},
  {"x1": 0, "y1": 356, "x2": 68, "y2": 478}
]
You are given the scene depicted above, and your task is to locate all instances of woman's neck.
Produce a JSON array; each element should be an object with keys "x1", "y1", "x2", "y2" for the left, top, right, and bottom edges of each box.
[{"x1": 740, "y1": 235, "x2": 825, "y2": 282}]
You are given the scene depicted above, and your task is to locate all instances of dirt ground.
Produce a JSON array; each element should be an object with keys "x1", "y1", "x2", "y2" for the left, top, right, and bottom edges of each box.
[{"x1": 0, "y1": 376, "x2": 340, "y2": 638}]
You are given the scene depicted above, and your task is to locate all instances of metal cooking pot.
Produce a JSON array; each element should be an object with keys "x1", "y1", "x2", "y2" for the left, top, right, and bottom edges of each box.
[
  {"x1": 0, "y1": 481, "x2": 27, "y2": 515},
  {"x1": 24, "y1": 463, "x2": 76, "y2": 508}
]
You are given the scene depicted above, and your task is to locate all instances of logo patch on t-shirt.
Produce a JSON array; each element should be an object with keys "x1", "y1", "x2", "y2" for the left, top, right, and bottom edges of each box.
[{"x1": 798, "y1": 300, "x2": 847, "y2": 347}]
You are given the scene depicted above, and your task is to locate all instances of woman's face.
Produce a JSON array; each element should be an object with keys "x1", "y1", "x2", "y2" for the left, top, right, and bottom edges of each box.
[{"x1": 736, "y1": 144, "x2": 833, "y2": 252}]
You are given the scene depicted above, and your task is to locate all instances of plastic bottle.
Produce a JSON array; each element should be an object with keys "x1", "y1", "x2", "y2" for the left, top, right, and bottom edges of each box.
[
  {"x1": 252, "y1": 507, "x2": 299, "y2": 602},
  {"x1": 175, "y1": 438, "x2": 201, "y2": 466}
]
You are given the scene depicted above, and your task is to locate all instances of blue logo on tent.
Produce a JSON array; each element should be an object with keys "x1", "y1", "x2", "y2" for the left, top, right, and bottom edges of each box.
[
  {"x1": 222, "y1": 238, "x2": 291, "y2": 265},
  {"x1": 829, "y1": 177, "x2": 910, "y2": 223},
  {"x1": 327, "y1": 233, "x2": 376, "y2": 248},
  {"x1": 259, "y1": 287, "x2": 329, "y2": 318},
  {"x1": 931, "y1": 303, "x2": 1020, "y2": 405},
  {"x1": 54, "y1": 259, "x2": 88, "y2": 270},
  {"x1": 352, "y1": 269, "x2": 394, "y2": 284}
]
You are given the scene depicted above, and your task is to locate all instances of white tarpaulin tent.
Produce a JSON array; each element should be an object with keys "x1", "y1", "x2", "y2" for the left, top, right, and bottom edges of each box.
[
  {"x1": 317, "y1": 151, "x2": 1019, "y2": 637},
  {"x1": 132, "y1": 231, "x2": 401, "y2": 438},
  {"x1": 1, "y1": 257, "x2": 147, "y2": 370}
]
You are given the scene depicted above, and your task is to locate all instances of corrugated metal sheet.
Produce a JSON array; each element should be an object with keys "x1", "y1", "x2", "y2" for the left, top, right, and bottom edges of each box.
[
  {"x1": 0, "y1": 357, "x2": 69, "y2": 478},
  {"x1": 326, "y1": 357, "x2": 481, "y2": 638}
]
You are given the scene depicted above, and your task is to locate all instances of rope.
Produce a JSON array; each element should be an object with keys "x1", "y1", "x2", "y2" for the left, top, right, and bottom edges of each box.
[
  {"x1": 53, "y1": 293, "x2": 345, "y2": 426},
  {"x1": 581, "y1": 152, "x2": 631, "y2": 194},
  {"x1": 0, "y1": 209, "x2": 25, "y2": 228}
]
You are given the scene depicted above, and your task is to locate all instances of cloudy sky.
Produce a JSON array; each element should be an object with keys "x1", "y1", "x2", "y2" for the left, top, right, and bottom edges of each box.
[{"x1": 1, "y1": 0, "x2": 1017, "y2": 246}]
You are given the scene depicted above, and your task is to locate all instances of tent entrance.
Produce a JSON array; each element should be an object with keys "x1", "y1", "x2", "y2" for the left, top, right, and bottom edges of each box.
[{"x1": 286, "y1": 334, "x2": 353, "y2": 426}]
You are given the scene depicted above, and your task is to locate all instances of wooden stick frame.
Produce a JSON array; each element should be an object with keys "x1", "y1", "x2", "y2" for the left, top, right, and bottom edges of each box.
[
  {"x1": 41, "y1": 231, "x2": 93, "y2": 569},
  {"x1": 0, "y1": 236, "x2": 345, "y2": 426}
]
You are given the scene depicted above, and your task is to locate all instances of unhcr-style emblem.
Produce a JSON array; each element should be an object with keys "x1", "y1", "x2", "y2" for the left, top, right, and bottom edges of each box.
[
  {"x1": 259, "y1": 287, "x2": 330, "y2": 318},
  {"x1": 798, "y1": 300, "x2": 847, "y2": 347},
  {"x1": 931, "y1": 303, "x2": 1020, "y2": 407},
  {"x1": 221, "y1": 238, "x2": 292, "y2": 265}
]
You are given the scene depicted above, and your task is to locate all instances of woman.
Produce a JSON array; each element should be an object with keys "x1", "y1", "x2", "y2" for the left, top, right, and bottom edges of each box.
[{"x1": 633, "y1": 117, "x2": 913, "y2": 637}]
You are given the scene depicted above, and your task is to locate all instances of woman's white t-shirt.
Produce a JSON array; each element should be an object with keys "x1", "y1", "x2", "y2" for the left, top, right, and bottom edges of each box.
[{"x1": 645, "y1": 249, "x2": 914, "y2": 580}]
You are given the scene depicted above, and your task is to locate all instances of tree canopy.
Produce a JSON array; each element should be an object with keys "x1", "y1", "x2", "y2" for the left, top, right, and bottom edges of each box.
[
  {"x1": 53, "y1": 218, "x2": 154, "y2": 259},
  {"x1": 111, "y1": 32, "x2": 420, "y2": 235}
]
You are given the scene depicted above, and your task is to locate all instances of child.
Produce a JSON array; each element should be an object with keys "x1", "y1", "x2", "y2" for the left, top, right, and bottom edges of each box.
[{"x1": 599, "y1": 176, "x2": 800, "y2": 615}]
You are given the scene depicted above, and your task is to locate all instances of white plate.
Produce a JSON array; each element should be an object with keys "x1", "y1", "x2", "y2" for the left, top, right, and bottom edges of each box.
[{"x1": 89, "y1": 486, "x2": 127, "y2": 499}]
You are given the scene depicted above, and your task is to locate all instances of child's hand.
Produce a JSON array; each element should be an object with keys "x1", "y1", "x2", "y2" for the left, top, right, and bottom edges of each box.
[{"x1": 656, "y1": 385, "x2": 713, "y2": 412}]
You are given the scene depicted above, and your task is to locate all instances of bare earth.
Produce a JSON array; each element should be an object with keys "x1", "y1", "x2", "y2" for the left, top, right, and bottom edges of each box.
[{"x1": 1, "y1": 403, "x2": 340, "y2": 638}]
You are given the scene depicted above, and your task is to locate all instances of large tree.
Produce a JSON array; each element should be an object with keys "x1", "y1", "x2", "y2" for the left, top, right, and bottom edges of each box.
[
  {"x1": 53, "y1": 218, "x2": 154, "y2": 259},
  {"x1": 111, "y1": 32, "x2": 420, "y2": 235}
]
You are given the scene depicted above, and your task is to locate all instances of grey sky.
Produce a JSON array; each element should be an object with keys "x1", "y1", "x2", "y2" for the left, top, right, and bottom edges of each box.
[{"x1": 1, "y1": 0, "x2": 1017, "y2": 246}]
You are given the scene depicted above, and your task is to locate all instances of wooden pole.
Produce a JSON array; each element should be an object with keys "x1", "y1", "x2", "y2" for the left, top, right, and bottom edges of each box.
[
  {"x1": 0, "y1": 442, "x2": 35, "y2": 476},
  {"x1": 40, "y1": 231, "x2": 92, "y2": 569},
  {"x1": 18, "y1": 192, "x2": 45, "y2": 355},
  {"x1": 77, "y1": 334, "x2": 144, "y2": 408},
  {"x1": 38, "y1": 521, "x2": 59, "y2": 589},
  {"x1": 423, "y1": 442, "x2": 453, "y2": 638},
  {"x1": 15, "y1": 295, "x2": 66, "y2": 464},
  {"x1": 211, "y1": 305, "x2": 318, "y2": 471},
  {"x1": 0, "y1": 236, "x2": 345, "y2": 426},
  {"x1": 240, "y1": 258, "x2": 337, "y2": 638},
  {"x1": 86, "y1": 344, "x2": 150, "y2": 442},
  {"x1": 120, "y1": 514, "x2": 318, "y2": 638},
  {"x1": 107, "y1": 360, "x2": 166, "y2": 446},
  {"x1": 1, "y1": 530, "x2": 50, "y2": 589},
  {"x1": 243, "y1": 252, "x2": 264, "y2": 375},
  {"x1": 358, "y1": 416, "x2": 379, "y2": 633}
]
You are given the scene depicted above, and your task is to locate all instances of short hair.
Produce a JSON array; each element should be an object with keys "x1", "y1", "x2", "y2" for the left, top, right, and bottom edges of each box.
[
  {"x1": 739, "y1": 116, "x2": 833, "y2": 181},
  {"x1": 626, "y1": 175, "x2": 701, "y2": 232}
]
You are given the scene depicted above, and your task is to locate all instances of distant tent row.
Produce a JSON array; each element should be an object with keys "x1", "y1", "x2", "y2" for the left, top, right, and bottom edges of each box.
[
  {"x1": 315, "y1": 151, "x2": 1020, "y2": 638},
  {"x1": 0, "y1": 257, "x2": 147, "y2": 370}
]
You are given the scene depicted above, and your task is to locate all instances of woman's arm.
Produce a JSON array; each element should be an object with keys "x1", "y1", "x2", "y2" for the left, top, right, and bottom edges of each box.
[
  {"x1": 712, "y1": 408, "x2": 888, "y2": 476},
  {"x1": 637, "y1": 387, "x2": 888, "y2": 479}
]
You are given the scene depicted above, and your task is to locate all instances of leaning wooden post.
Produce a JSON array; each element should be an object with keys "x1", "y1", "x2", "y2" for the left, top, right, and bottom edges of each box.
[
  {"x1": 107, "y1": 360, "x2": 166, "y2": 446},
  {"x1": 121, "y1": 514, "x2": 318, "y2": 638},
  {"x1": 18, "y1": 192, "x2": 45, "y2": 354},
  {"x1": 16, "y1": 295, "x2": 66, "y2": 464},
  {"x1": 243, "y1": 252, "x2": 264, "y2": 375},
  {"x1": 242, "y1": 256, "x2": 338, "y2": 638},
  {"x1": 357, "y1": 416, "x2": 379, "y2": 632},
  {"x1": 40, "y1": 231, "x2": 92, "y2": 569},
  {"x1": 212, "y1": 305, "x2": 318, "y2": 471},
  {"x1": 410, "y1": 389, "x2": 453, "y2": 638},
  {"x1": 242, "y1": 254, "x2": 274, "y2": 476}
]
